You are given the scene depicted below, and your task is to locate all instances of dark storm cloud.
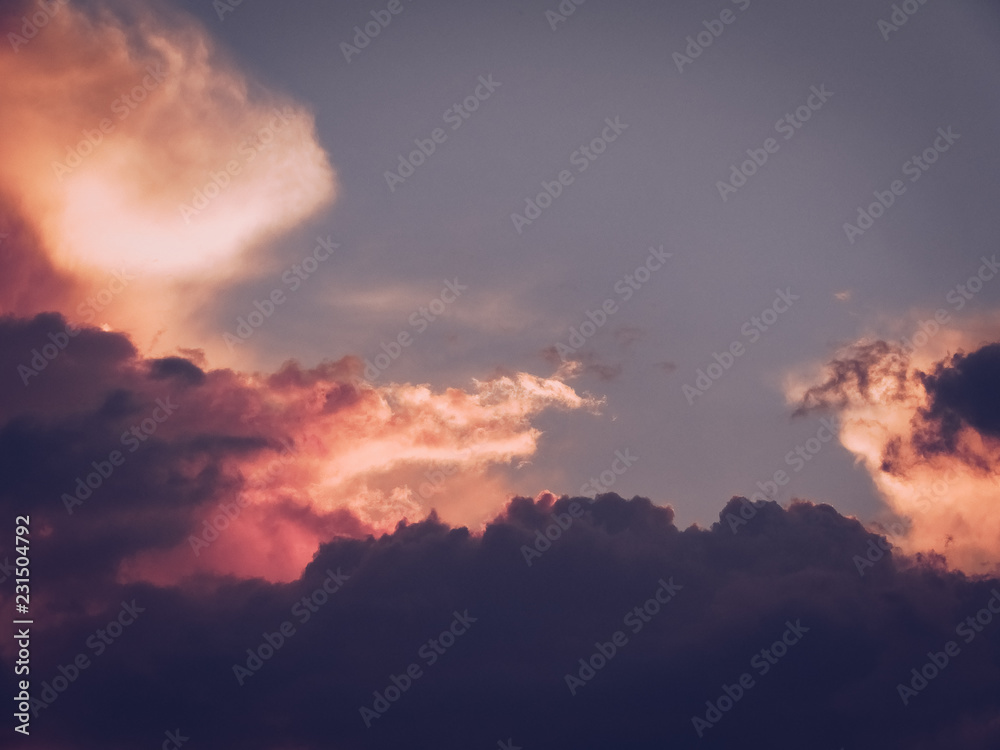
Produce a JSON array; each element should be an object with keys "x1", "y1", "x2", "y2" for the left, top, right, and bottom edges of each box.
[
  {"x1": 0, "y1": 314, "x2": 367, "y2": 602},
  {"x1": 149, "y1": 356, "x2": 207, "y2": 386},
  {"x1": 0, "y1": 312, "x2": 137, "y2": 418},
  {"x1": 6, "y1": 489, "x2": 1000, "y2": 749},
  {"x1": 0, "y1": 314, "x2": 260, "y2": 604},
  {"x1": 918, "y1": 343, "x2": 1000, "y2": 453}
]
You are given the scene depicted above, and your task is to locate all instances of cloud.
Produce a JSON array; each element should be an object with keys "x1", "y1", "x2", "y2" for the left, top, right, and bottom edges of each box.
[
  {"x1": 540, "y1": 326, "x2": 649, "y2": 382},
  {"x1": 0, "y1": 314, "x2": 599, "y2": 585},
  {"x1": 541, "y1": 344, "x2": 622, "y2": 382},
  {"x1": 790, "y1": 332, "x2": 1000, "y2": 574},
  {"x1": 0, "y1": 0, "x2": 336, "y2": 357},
  {"x1": 918, "y1": 344, "x2": 1000, "y2": 452},
  {"x1": 6, "y1": 491, "x2": 1000, "y2": 749}
]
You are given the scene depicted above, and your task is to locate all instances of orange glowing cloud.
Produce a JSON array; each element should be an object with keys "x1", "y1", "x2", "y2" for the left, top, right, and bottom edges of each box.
[
  {"x1": 787, "y1": 312, "x2": 1000, "y2": 574},
  {"x1": 118, "y1": 361, "x2": 602, "y2": 584},
  {"x1": 0, "y1": 0, "x2": 335, "y2": 353}
]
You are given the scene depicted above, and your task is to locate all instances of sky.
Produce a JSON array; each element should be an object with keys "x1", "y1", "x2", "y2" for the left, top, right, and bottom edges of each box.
[{"x1": 2, "y1": 0, "x2": 1000, "y2": 747}]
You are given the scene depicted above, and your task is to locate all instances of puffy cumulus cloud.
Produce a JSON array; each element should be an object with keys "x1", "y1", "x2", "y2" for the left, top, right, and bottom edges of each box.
[
  {"x1": 0, "y1": 314, "x2": 599, "y2": 586},
  {"x1": 0, "y1": 0, "x2": 335, "y2": 352},
  {"x1": 789, "y1": 329, "x2": 1000, "y2": 574},
  {"x1": 6, "y1": 492, "x2": 1000, "y2": 749}
]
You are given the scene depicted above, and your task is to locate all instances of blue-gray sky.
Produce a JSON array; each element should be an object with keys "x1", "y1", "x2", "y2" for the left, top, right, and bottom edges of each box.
[{"x1": 173, "y1": 0, "x2": 1000, "y2": 527}]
